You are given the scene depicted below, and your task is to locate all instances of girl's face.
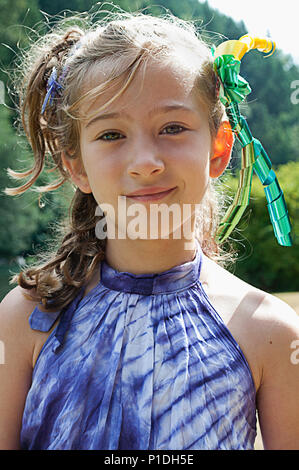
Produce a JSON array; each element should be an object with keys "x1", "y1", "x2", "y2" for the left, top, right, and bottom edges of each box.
[{"x1": 71, "y1": 61, "x2": 221, "y2": 240}]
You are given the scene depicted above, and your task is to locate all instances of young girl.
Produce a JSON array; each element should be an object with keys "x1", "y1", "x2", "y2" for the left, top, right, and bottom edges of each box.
[{"x1": 1, "y1": 10, "x2": 299, "y2": 451}]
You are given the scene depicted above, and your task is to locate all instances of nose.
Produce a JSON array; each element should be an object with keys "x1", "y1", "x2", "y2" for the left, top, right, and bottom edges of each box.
[{"x1": 127, "y1": 137, "x2": 165, "y2": 178}]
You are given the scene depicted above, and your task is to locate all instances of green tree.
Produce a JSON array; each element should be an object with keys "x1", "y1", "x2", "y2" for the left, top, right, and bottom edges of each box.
[
  {"x1": 0, "y1": 0, "x2": 41, "y2": 87},
  {"x1": 0, "y1": 105, "x2": 41, "y2": 259}
]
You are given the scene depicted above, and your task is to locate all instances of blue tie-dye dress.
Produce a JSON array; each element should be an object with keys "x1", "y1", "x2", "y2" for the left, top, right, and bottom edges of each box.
[{"x1": 20, "y1": 241, "x2": 257, "y2": 450}]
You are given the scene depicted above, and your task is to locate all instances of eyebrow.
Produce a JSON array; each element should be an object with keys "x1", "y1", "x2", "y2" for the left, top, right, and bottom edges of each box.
[{"x1": 84, "y1": 104, "x2": 195, "y2": 129}]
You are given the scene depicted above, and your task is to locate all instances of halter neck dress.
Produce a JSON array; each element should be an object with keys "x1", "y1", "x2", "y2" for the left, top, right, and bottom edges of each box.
[{"x1": 20, "y1": 241, "x2": 257, "y2": 450}]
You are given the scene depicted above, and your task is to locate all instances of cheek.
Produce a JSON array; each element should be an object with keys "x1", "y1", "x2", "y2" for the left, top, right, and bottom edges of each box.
[
  {"x1": 181, "y1": 145, "x2": 210, "y2": 202},
  {"x1": 89, "y1": 165, "x2": 122, "y2": 204},
  {"x1": 188, "y1": 162, "x2": 210, "y2": 201},
  {"x1": 80, "y1": 155, "x2": 122, "y2": 208}
]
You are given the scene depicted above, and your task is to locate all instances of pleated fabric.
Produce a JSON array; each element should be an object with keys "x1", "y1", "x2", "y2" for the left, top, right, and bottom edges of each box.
[{"x1": 20, "y1": 241, "x2": 256, "y2": 450}]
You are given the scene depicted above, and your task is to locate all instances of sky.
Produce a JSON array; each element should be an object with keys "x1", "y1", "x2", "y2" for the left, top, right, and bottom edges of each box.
[{"x1": 205, "y1": 0, "x2": 299, "y2": 65}]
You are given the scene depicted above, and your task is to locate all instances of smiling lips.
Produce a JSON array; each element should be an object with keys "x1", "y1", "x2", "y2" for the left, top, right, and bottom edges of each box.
[{"x1": 125, "y1": 186, "x2": 177, "y2": 201}]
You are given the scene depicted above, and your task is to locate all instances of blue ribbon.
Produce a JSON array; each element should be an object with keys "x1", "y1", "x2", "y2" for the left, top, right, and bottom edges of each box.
[{"x1": 41, "y1": 67, "x2": 63, "y2": 114}]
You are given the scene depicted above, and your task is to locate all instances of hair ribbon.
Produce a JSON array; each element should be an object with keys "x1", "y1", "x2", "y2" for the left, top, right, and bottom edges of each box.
[
  {"x1": 41, "y1": 67, "x2": 63, "y2": 114},
  {"x1": 212, "y1": 34, "x2": 292, "y2": 247}
]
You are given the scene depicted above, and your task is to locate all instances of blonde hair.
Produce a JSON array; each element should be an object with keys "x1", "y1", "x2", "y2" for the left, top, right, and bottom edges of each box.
[{"x1": 6, "y1": 9, "x2": 234, "y2": 311}]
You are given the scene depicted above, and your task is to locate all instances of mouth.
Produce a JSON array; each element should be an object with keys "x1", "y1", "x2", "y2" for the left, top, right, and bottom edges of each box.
[{"x1": 126, "y1": 187, "x2": 177, "y2": 202}]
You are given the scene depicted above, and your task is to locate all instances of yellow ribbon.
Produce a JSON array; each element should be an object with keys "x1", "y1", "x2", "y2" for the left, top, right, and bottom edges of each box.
[{"x1": 213, "y1": 34, "x2": 276, "y2": 61}]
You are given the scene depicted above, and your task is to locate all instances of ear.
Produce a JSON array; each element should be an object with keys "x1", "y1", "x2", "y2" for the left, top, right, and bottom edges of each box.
[
  {"x1": 209, "y1": 121, "x2": 234, "y2": 178},
  {"x1": 61, "y1": 151, "x2": 92, "y2": 194}
]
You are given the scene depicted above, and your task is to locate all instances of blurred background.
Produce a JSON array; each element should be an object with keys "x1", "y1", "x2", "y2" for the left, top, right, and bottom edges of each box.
[{"x1": 0, "y1": 0, "x2": 298, "y2": 304}]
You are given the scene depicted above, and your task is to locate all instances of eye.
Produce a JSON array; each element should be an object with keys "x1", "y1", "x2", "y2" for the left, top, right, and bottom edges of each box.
[
  {"x1": 160, "y1": 124, "x2": 187, "y2": 135},
  {"x1": 96, "y1": 131, "x2": 125, "y2": 141}
]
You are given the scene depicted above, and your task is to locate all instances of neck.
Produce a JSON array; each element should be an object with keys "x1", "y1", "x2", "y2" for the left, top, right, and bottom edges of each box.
[{"x1": 104, "y1": 237, "x2": 198, "y2": 275}]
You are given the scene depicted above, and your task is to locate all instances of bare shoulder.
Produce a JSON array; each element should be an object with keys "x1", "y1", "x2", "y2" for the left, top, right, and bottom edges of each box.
[
  {"x1": 248, "y1": 289, "x2": 299, "y2": 371},
  {"x1": 201, "y1": 255, "x2": 299, "y2": 393},
  {"x1": 0, "y1": 286, "x2": 43, "y2": 449},
  {"x1": 0, "y1": 285, "x2": 41, "y2": 327},
  {"x1": 1, "y1": 284, "x2": 40, "y2": 312},
  {"x1": 221, "y1": 260, "x2": 299, "y2": 337},
  {"x1": 0, "y1": 285, "x2": 38, "y2": 326},
  {"x1": 201, "y1": 253, "x2": 298, "y2": 328},
  {"x1": 0, "y1": 286, "x2": 49, "y2": 368}
]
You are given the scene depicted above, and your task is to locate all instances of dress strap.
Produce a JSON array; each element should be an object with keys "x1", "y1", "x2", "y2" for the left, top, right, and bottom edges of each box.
[
  {"x1": 53, "y1": 287, "x2": 85, "y2": 351},
  {"x1": 28, "y1": 286, "x2": 86, "y2": 352},
  {"x1": 29, "y1": 306, "x2": 61, "y2": 332}
]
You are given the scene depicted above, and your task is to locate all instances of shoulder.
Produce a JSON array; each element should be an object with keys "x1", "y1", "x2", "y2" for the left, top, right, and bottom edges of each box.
[
  {"x1": 246, "y1": 293, "x2": 299, "y2": 449},
  {"x1": 202, "y1": 253, "x2": 298, "y2": 328},
  {"x1": 222, "y1": 262, "x2": 299, "y2": 349},
  {"x1": 0, "y1": 285, "x2": 39, "y2": 328},
  {"x1": 0, "y1": 286, "x2": 43, "y2": 449},
  {"x1": 201, "y1": 254, "x2": 299, "y2": 389},
  {"x1": 0, "y1": 286, "x2": 44, "y2": 367},
  {"x1": 0, "y1": 285, "x2": 40, "y2": 323},
  {"x1": 252, "y1": 291, "x2": 299, "y2": 372},
  {"x1": 214, "y1": 254, "x2": 298, "y2": 344}
]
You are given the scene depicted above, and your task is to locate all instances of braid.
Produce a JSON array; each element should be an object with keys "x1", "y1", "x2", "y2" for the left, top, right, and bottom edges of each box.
[
  {"x1": 16, "y1": 190, "x2": 106, "y2": 311},
  {"x1": 5, "y1": 28, "x2": 84, "y2": 197}
]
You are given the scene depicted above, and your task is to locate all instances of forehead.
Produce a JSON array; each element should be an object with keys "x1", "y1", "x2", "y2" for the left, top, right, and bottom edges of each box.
[{"x1": 79, "y1": 59, "x2": 203, "y2": 120}]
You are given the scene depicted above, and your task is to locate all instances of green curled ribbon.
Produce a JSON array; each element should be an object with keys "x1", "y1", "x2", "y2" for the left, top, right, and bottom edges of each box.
[
  {"x1": 213, "y1": 55, "x2": 251, "y2": 105},
  {"x1": 213, "y1": 40, "x2": 292, "y2": 247}
]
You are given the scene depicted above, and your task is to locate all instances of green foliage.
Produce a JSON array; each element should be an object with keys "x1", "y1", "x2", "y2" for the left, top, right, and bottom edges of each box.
[
  {"x1": 0, "y1": 0, "x2": 41, "y2": 88},
  {"x1": 0, "y1": 105, "x2": 73, "y2": 260},
  {"x1": 222, "y1": 162, "x2": 299, "y2": 293},
  {"x1": 0, "y1": 105, "x2": 40, "y2": 258}
]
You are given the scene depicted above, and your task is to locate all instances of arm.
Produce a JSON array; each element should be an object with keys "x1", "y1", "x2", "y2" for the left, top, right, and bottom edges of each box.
[
  {"x1": 0, "y1": 286, "x2": 38, "y2": 449},
  {"x1": 256, "y1": 296, "x2": 299, "y2": 449}
]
